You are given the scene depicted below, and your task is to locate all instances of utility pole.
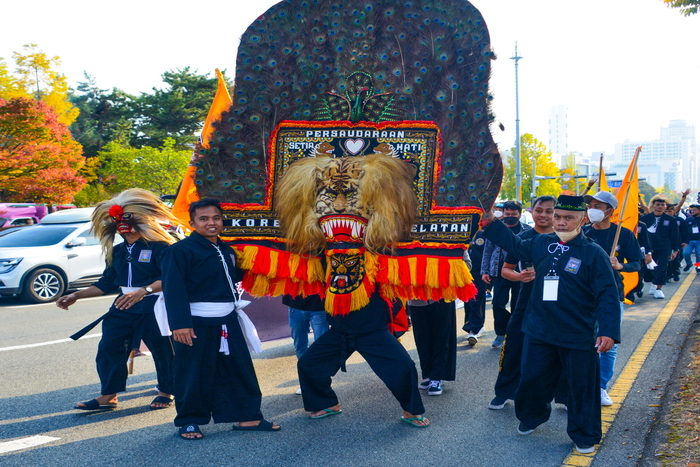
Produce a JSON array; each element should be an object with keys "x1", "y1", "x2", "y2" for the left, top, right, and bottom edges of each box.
[{"x1": 511, "y1": 43, "x2": 523, "y2": 203}]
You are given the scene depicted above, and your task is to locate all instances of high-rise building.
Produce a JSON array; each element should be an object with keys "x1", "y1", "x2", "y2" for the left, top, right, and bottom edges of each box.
[
  {"x1": 548, "y1": 105, "x2": 568, "y2": 167},
  {"x1": 612, "y1": 120, "x2": 697, "y2": 191}
]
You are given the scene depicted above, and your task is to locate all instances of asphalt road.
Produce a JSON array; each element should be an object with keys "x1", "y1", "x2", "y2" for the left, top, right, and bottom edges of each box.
[{"x1": 0, "y1": 275, "x2": 698, "y2": 467}]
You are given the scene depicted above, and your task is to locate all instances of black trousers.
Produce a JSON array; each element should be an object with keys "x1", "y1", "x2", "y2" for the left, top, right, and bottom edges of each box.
[
  {"x1": 409, "y1": 301, "x2": 456, "y2": 381},
  {"x1": 651, "y1": 249, "x2": 671, "y2": 286},
  {"x1": 515, "y1": 336, "x2": 602, "y2": 446},
  {"x1": 172, "y1": 316, "x2": 263, "y2": 427},
  {"x1": 463, "y1": 275, "x2": 486, "y2": 334},
  {"x1": 298, "y1": 327, "x2": 424, "y2": 415},
  {"x1": 491, "y1": 276, "x2": 520, "y2": 336},
  {"x1": 96, "y1": 308, "x2": 174, "y2": 396},
  {"x1": 493, "y1": 304, "x2": 526, "y2": 400}
]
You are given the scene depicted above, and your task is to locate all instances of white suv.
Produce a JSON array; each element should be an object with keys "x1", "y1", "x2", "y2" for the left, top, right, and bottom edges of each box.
[{"x1": 0, "y1": 208, "x2": 117, "y2": 303}]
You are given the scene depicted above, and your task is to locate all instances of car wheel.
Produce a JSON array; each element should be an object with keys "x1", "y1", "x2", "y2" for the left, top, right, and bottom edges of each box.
[{"x1": 21, "y1": 268, "x2": 65, "y2": 303}]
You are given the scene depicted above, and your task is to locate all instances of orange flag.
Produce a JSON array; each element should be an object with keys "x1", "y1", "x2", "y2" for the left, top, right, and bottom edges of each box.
[
  {"x1": 172, "y1": 69, "x2": 233, "y2": 226},
  {"x1": 599, "y1": 167, "x2": 610, "y2": 192},
  {"x1": 614, "y1": 147, "x2": 642, "y2": 302}
]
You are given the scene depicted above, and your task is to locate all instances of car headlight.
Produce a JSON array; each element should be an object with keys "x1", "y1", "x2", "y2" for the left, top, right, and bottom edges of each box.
[{"x1": 0, "y1": 258, "x2": 23, "y2": 274}]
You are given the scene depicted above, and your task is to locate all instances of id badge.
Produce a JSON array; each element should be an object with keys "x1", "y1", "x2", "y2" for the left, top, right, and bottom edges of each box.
[
  {"x1": 693, "y1": 226, "x2": 699, "y2": 234},
  {"x1": 543, "y1": 275, "x2": 559, "y2": 301}
]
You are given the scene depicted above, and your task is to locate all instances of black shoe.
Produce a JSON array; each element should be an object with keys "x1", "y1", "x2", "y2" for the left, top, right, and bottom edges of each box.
[
  {"x1": 684, "y1": 264, "x2": 692, "y2": 272},
  {"x1": 517, "y1": 422, "x2": 534, "y2": 435},
  {"x1": 575, "y1": 443, "x2": 595, "y2": 454}
]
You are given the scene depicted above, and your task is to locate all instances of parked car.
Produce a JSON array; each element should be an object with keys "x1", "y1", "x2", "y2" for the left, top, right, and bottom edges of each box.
[{"x1": 0, "y1": 208, "x2": 119, "y2": 303}]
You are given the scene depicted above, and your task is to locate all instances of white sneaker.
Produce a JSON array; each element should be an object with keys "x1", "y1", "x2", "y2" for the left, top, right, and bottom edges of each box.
[
  {"x1": 467, "y1": 333, "x2": 478, "y2": 345},
  {"x1": 475, "y1": 327, "x2": 485, "y2": 338},
  {"x1": 295, "y1": 387, "x2": 302, "y2": 395},
  {"x1": 648, "y1": 284, "x2": 657, "y2": 296},
  {"x1": 600, "y1": 388, "x2": 613, "y2": 406},
  {"x1": 654, "y1": 289, "x2": 665, "y2": 299}
]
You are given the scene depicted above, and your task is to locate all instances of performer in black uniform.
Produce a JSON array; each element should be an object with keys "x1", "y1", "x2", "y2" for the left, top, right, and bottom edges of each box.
[
  {"x1": 297, "y1": 289, "x2": 428, "y2": 426},
  {"x1": 162, "y1": 198, "x2": 280, "y2": 440},
  {"x1": 583, "y1": 191, "x2": 643, "y2": 406},
  {"x1": 480, "y1": 195, "x2": 620, "y2": 454},
  {"x1": 640, "y1": 197, "x2": 679, "y2": 299},
  {"x1": 58, "y1": 188, "x2": 179, "y2": 411},
  {"x1": 488, "y1": 195, "x2": 555, "y2": 410}
]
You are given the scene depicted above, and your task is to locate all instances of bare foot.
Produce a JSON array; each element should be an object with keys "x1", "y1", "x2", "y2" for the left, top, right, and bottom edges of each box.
[
  {"x1": 309, "y1": 404, "x2": 342, "y2": 419},
  {"x1": 239, "y1": 420, "x2": 281, "y2": 430},
  {"x1": 76, "y1": 394, "x2": 117, "y2": 408},
  {"x1": 179, "y1": 424, "x2": 203, "y2": 440},
  {"x1": 402, "y1": 411, "x2": 430, "y2": 427},
  {"x1": 150, "y1": 392, "x2": 174, "y2": 409}
]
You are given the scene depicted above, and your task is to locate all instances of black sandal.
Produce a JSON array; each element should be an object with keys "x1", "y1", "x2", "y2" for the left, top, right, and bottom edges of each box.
[{"x1": 178, "y1": 424, "x2": 203, "y2": 440}]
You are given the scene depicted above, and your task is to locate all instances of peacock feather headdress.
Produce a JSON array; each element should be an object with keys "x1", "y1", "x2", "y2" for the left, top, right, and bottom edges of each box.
[{"x1": 193, "y1": 0, "x2": 502, "y2": 210}]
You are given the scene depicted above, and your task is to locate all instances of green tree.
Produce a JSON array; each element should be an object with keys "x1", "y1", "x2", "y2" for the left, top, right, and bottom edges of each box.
[
  {"x1": 638, "y1": 180, "x2": 658, "y2": 204},
  {"x1": 501, "y1": 134, "x2": 562, "y2": 202},
  {"x1": 0, "y1": 97, "x2": 85, "y2": 203},
  {"x1": 662, "y1": 0, "x2": 699, "y2": 16},
  {"x1": 8, "y1": 44, "x2": 79, "y2": 126},
  {"x1": 130, "y1": 68, "x2": 221, "y2": 149},
  {"x1": 92, "y1": 138, "x2": 191, "y2": 196},
  {"x1": 69, "y1": 74, "x2": 135, "y2": 158}
]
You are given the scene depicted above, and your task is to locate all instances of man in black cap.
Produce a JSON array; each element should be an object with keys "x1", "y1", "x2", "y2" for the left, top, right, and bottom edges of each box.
[
  {"x1": 583, "y1": 191, "x2": 644, "y2": 406},
  {"x1": 640, "y1": 197, "x2": 680, "y2": 298},
  {"x1": 479, "y1": 195, "x2": 621, "y2": 454}
]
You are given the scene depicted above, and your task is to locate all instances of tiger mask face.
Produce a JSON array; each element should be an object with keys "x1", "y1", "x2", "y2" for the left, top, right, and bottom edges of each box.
[{"x1": 276, "y1": 153, "x2": 418, "y2": 254}]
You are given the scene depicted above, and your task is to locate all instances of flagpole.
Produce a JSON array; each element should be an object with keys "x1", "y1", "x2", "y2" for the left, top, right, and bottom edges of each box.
[
  {"x1": 598, "y1": 154, "x2": 604, "y2": 192},
  {"x1": 610, "y1": 146, "x2": 642, "y2": 257}
]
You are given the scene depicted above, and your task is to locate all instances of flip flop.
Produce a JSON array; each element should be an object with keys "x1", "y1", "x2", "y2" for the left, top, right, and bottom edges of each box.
[
  {"x1": 401, "y1": 415, "x2": 430, "y2": 428},
  {"x1": 75, "y1": 399, "x2": 118, "y2": 411},
  {"x1": 149, "y1": 395, "x2": 174, "y2": 410},
  {"x1": 309, "y1": 408, "x2": 342, "y2": 419},
  {"x1": 179, "y1": 424, "x2": 203, "y2": 440},
  {"x1": 231, "y1": 419, "x2": 281, "y2": 431}
]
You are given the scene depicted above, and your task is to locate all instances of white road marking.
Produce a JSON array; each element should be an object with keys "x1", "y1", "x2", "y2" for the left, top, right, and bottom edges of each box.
[
  {"x1": 0, "y1": 435, "x2": 60, "y2": 454},
  {"x1": 4, "y1": 295, "x2": 112, "y2": 309},
  {"x1": 0, "y1": 333, "x2": 102, "y2": 352}
]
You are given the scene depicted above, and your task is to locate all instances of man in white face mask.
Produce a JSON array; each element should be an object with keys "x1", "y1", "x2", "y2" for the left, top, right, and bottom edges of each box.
[
  {"x1": 478, "y1": 194, "x2": 621, "y2": 454},
  {"x1": 583, "y1": 191, "x2": 644, "y2": 407}
]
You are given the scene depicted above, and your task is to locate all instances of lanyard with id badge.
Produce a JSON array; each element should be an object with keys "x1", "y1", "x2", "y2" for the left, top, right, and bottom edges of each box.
[{"x1": 543, "y1": 242, "x2": 569, "y2": 301}]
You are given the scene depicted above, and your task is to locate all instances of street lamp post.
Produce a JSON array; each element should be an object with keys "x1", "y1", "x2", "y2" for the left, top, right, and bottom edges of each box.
[{"x1": 511, "y1": 43, "x2": 523, "y2": 203}]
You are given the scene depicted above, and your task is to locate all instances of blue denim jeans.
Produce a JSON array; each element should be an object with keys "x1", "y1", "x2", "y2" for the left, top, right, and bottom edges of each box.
[
  {"x1": 600, "y1": 301, "x2": 624, "y2": 389},
  {"x1": 683, "y1": 240, "x2": 700, "y2": 267},
  {"x1": 289, "y1": 308, "x2": 329, "y2": 359}
]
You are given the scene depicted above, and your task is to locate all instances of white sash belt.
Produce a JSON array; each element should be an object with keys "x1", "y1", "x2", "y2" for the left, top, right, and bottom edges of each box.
[
  {"x1": 121, "y1": 287, "x2": 171, "y2": 337},
  {"x1": 189, "y1": 301, "x2": 261, "y2": 354}
]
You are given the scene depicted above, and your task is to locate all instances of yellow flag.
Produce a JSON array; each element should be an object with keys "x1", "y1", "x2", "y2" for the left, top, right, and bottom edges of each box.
[
  {"x1": 172, "y1": 69, "x2": 233, "y2": 226},
  {"x1": 615, "y1": 147, "x2": 642, "y2": 300},
  {"x1": 599, "y1": 167, "x2": 609, "y2": 192}
]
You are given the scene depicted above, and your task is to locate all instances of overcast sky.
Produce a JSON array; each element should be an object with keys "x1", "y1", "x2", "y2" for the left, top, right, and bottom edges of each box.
[{"x1": 1, "y1": 0, "x2": 697, "y2": 158}]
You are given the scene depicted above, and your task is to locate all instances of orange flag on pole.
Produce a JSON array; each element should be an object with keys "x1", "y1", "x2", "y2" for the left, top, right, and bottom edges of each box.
[
  {"x1": 614, "y1": 146, "x2": 642, "y2": 302},
  {"x1": 172, "y1": 69, "x2": 232, "y2": 226},
  {"x1": 599, "y1": 167, "x2": 610, "y2": 192}
]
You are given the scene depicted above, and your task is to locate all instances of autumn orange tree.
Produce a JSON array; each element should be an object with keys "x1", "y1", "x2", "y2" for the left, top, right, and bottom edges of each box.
[{"x1": 0, "y1": 97, "x2": 85, "y2": 203}]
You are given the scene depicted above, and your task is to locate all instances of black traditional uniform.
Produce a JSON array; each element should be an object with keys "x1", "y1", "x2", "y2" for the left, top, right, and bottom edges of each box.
[
  {"x1": 492, "y1": 227, "x2": 540, "y2": 401},
  {"x1": 482, "y1": 219, "x2": 620, "y2": 447},
  {"x1": 639, "y1": 212, "x2": 679, "y2": 286},
  {"x1": 297, "y1": 290, "x2": 424, "y2": 416},
  {"x1": 463, "y1": 230, "x2": 486, "y2": 335},
  {"x1": 162, "y1": 231, "x2": 264, "y2": 427},
  {"x1": 80, "y1": 239, "x2": 174, "y2": 397}
]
